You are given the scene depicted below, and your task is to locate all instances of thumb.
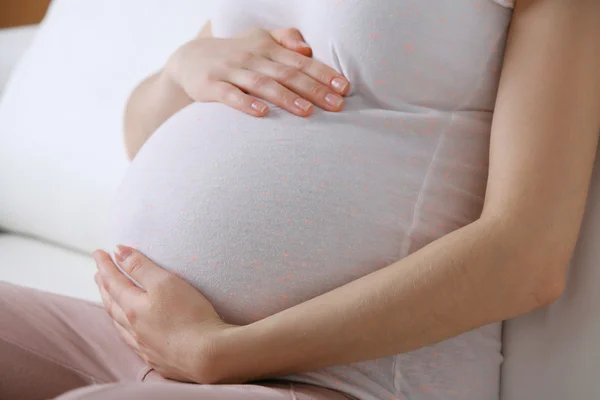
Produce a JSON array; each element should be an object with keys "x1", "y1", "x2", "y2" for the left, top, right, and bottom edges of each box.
[
  {"x1": 114, "y1": 244, "x2": 171, "y2": 291},
  {"x1": 270, "y1": 27, "x2": 312, "y2": 57}
]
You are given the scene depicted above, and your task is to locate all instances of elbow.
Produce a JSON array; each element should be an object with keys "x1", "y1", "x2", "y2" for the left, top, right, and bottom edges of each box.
[
  {"x1": 530, "y1": 267, "x2": 565, "y2": 309},
  {"x1": 481, "y1": 215, "x2": 572, "y2": 316},
  {"x1": 509, "y1": 250, "x2": 569, "y2": 316},
  {"x1": 541, "y1": 259, "x2": 568, "y2": 303}
]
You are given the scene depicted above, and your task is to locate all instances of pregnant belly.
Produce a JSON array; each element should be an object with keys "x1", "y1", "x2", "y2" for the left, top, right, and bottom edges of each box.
[{"x1": 107, "y1": 101, "x2": 488, "y2": 325}]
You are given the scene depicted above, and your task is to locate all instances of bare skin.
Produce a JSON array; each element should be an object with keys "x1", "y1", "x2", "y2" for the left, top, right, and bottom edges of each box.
[
  {"x1": 123, "y1": 22, "x2": 350, "y2": 160},
  {"x1": 96, "y1": 0, "x2": 600, "y2": 386}
]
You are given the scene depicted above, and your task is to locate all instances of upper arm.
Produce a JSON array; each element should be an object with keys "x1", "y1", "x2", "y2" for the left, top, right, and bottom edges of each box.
[{"x1": 481, "y1": 0, "x2": 600, "y2": 282}]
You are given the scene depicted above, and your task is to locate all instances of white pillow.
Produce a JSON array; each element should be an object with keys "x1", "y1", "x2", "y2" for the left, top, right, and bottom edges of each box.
[{"x1": 0, "y1": 0, "x2": 213, "y2": 253}]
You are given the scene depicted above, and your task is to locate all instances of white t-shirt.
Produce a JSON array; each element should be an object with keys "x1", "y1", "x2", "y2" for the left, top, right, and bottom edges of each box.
[{"x1": 108, "y1": 1, "x2": 514, "y2": 399}]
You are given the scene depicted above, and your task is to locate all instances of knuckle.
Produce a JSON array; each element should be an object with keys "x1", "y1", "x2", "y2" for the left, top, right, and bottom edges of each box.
[
  {"x1": 288, "y1": 55, "x2": 309, "y2": 71},
  {"x1": 255, "y1": 38, "x2": 275, "y2": 54},
  {"x1": 281, "y1": 93, "x2": 298, "y2": 109},
  {"x1": 124, "y1": 305, "x2": 137, "y2": 324},
  {"x1": 230, "y1": 51, "x2": 254, "y2": 66},
  {"x1": 309, "y1": 83, "x2": 328, "y2": 99},
  {"x1": 225, "y1": 90, "x2": 244, "y2": 108},
  {"x1": 315, "y1": 68, "x2": 331, "y2": 84},
  {"x1": 127, "y1": 256, "x2": 144, "y2": 277},
  {"x1": 249, "y1": 73, "x2": 273, "y2": 90},
  {"x1": 203, "y1": 67, "x2": 220, "y2": 82},
  {"x1": 155, "y1": 275, "x2": 176, "y2": 293},
  {"x1": 278, "y1": 66, "x2": 300, "y2": 83},
  {"x1": 215, "y1": 84, "x2": 233, "y2": 102}
]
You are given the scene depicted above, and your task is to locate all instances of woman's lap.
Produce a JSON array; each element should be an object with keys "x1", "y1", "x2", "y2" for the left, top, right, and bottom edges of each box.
[
  {"x1": 0, "y1": 281, "x2": 148, "y2": 399},
  {"x1": 0, "y1": 282, "x2": 350, "y2": 400}
]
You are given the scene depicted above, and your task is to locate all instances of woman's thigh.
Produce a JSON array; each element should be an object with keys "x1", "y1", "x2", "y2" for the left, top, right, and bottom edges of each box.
[
  {"x1": 0, "y1": 282, "x2": 148, "y2": 400},
  {"x1": 56, "y1": 380, "x2": 355, "y2": 400}
]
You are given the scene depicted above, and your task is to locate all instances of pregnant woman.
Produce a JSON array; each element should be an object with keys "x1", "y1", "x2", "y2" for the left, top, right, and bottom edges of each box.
[{"x1": 2, "y1": 1, "x2": 600, "y2": 399}]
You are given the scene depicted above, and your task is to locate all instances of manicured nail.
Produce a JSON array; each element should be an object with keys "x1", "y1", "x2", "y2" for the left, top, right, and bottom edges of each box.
[
  {"x1": 325, "y1": 93, "x2": 343, "y2": 107},
  {"x1": 114, "y1": 245, "x2": 132, "y2": 263},
  {"x1": 251, "y1": 101, "x2": 267, "y2": 113},
  {"x1": 294, "y1": 98, "x2": 312, "y2": 112},
  {"x1": 331, "y1": 77, "x2": 348, "y2": 93}
]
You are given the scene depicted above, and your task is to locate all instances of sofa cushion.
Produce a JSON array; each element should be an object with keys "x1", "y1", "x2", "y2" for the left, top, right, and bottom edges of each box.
[{"x1": 0, "y1": 233, "x2": 99, "y2": 302}]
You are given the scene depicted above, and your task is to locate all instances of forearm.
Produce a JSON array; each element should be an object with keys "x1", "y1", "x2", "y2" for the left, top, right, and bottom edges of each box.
[{"x1": 210, "y1": 217, "x2": 561, "y2": 383}]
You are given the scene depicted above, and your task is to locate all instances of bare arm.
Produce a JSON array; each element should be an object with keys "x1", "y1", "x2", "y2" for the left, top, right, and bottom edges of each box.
[
  {"x1": 206, "y1": 0, "x2": 600, "y2": 383},
  {"x1": 122, "y1": 21, "x2": 213, "y2": 161}
]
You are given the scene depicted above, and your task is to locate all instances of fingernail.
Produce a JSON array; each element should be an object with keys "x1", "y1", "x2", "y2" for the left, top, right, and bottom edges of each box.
[
  {"x1": 294, "y1": 98, "x2": 312, "y2": 112},
  {"x1": 251, "y1": 101, "x2": 267, "y2": 113},
  {"x1": 331, "y1": 77, "x2": 348, "y2": 93},
  {"x1": 94, "y1": 273, "x2": 100, "y2": 285},
  {"x1": 298, "y1": 41, "x2": 311, "y2": 48},
  {"x1": 325, "y1": 93, "x2": 343, "y2": 107},
  {"x1": 114, "y1": 245, "x2": 132, "y2": 263}
]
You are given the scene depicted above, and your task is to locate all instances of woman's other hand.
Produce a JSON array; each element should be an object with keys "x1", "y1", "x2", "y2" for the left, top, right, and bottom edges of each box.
[
  {"x1": 164, "y1": 27, "x2": 350, "y2": 117},
  {"x1": 92, "y1": 246, "x2": 236, "y2": 383}
]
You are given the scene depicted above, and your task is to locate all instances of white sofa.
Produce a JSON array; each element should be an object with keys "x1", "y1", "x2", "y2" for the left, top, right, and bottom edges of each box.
[
  {"x1": 1, "y1": 2, "x2": 600, "y2": 399},
  {"x1": 0, "y1": 24, "x2": 101, "y2": 301}
]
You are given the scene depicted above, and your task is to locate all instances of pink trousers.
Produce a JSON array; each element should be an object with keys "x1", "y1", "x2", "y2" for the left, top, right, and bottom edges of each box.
[{"x1": 0, "y1": 282, "x2": 353, "y2": 400}]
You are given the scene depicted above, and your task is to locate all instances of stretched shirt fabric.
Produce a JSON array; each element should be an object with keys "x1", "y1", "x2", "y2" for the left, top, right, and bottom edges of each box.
[{"x1": 107, "y1": 1, "x2": 514, "y2": 399}]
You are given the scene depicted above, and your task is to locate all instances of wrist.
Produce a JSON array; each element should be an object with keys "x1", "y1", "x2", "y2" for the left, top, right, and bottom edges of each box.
[
  {"x1": 163, "y1": 42, "x2": 190, "y2": 93},
  {"x1": 156, "y1": 66, "x2": 188, "y2": 101},
  {"x1": 191, "y1": 323, "x2": 249, "y2": 384},
  {"x1": 199, "y1": 323, "x2": 266, "y2": 384}
]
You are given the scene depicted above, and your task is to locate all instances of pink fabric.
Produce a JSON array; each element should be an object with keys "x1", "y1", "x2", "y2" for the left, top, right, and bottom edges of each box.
[{"x1": 0, "y1": 282, "x2": 353, "y2": 400}]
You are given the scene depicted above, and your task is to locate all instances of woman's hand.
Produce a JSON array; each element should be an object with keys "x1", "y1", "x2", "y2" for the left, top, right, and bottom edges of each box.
[
  {"x1": 165, "y1": 27, "x2": 350, "y2": 117},
  {"x1": 92, "y1": 245, "x2": 235, "y2": 383}
]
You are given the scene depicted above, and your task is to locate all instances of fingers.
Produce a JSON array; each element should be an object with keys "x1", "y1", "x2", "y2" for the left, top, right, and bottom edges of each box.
[
  {"x1": 112, "y1": 245, "x2": 174, "y2": 292},
  {"x1": 226, "y1": 68, "x2": 315, "y2": 116},
  {"x1": 112, "y1": 320, "x2": 140, "y2": 354},
  {"x1": 240, "y1": 57, "x2": 345, "y2": 112},
  {"x1": 93, "y1": 249, "x2": 143, "y2": 306},
  {"x1": 266, "y1": 47, "x2": 350, "y2": 97},
  {"x1": 96, "y1": 275, "x2": 132, "y2": 330},
  {"x1": 269, "y1": 27, "x2": 312, "y2": 57},
  {"x1": 209, "y1": 81, "x2": 269, "y2": 117}
]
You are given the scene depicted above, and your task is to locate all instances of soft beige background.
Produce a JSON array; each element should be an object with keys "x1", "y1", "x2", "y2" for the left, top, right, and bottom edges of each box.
[{"x1": 0, "y1": 0, "x2": 51, "y2": 28}]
